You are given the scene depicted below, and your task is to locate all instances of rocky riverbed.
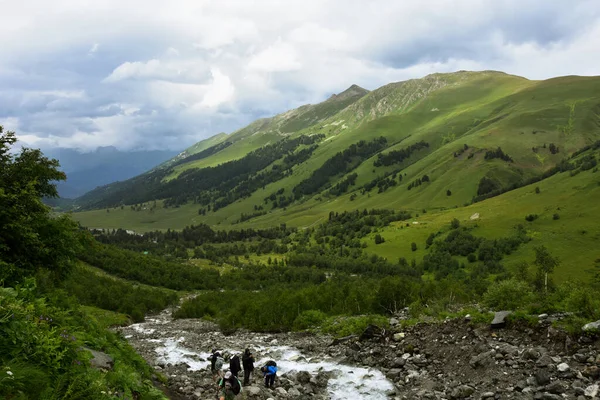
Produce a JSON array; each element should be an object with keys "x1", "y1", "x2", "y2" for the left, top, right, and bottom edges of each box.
[
  {"x1": 117, "y1": 308, "x2": 394, "y2": 399},
  {"x1": 117, "y1": 309, "x2": 600, "y2": 399}
]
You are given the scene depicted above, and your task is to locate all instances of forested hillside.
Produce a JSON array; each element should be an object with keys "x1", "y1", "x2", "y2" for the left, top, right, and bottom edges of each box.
[{"x1": 74, "y1": 72, "x2": 600, "y2": 225}]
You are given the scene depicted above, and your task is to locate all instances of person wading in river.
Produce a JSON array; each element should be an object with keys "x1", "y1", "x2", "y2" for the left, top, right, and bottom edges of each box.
[{"x1": 241, "y1": 348, "x2": 254, "y2": 386}]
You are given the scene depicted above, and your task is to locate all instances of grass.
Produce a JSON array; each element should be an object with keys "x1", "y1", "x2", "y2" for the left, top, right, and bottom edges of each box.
[
  {"x1": 72, "y1": 71, "x2": 600, "y2": 282},
  {"x1": 80, "y1": 306, "x2": 131, "y2": 329}
]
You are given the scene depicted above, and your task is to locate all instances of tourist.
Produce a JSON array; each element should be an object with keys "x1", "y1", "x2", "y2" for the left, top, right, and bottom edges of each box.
[
  {"x1": 230, "y1": 353, "x2": 241, "y2": 377},
  {"x1": 261, "y1": 360, "x2": 277, "y2": 389},
  {"x1": 218, "y1": 371, "x2": 242, "y2": 400},
  {"x1": 241, "y1": 348, "x2": 254, "y2": 386}
]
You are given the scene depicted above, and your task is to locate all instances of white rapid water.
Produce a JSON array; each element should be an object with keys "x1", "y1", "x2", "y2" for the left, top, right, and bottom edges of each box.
[{"x1": 125, "y1": 311, "x2": 394, "y2": 399}]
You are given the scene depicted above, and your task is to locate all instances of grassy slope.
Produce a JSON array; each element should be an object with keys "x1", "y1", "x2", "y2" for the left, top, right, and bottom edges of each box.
[{"x1": 73, "y1": 71, "x2": 600, "y2": 279}]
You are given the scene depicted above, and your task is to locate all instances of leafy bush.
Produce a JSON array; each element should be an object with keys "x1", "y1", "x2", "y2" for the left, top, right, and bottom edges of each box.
[
  {"x1": 0, "y1": 281, "x2": 165, "y2": 400},
  {"x1": 62, "y1": 265, "x2": 178, "y2": 322},
  {"x1": 525, "y1": 214, "x2": 539, "y2": 222},
  {"x1": 321, "y1": 315, "x2": 389, "y2": 337},
  {"x1": 483, "y1": 279, "x2": 534, "y2": 310},
  {"x1": 293, "y1": 310, "x2": 328, "y2": 330}
]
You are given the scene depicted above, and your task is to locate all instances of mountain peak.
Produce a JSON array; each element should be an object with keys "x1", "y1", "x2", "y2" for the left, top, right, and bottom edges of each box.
[{"x1": 328, "y1": 84, "x2": 369, "y2": 102}]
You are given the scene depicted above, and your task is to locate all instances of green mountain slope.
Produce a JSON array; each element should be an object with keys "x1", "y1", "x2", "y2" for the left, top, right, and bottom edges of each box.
[{"x1": 73, "y1": 71, "x2": 600, "y2": 247}]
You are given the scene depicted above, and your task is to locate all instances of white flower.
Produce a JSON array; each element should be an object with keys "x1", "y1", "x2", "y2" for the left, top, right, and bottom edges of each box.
[{"x1": 6, "y1": 371, "x2": 13, "y2": 376}]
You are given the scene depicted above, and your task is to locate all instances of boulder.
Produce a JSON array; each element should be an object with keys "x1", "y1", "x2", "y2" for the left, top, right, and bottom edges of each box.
[
  {"x1": 583, "y1": 365, "x2": 600, "y2": 379},
  {"x1": 584, "y1": 384, "x2": 599, "y2": 398},
  {"x1": 535, "y1": 370, "x2": 551, "y2": 386},
  {"x1": 491, "y1": 311, "x2": 512, "y2": 328},
  {"x1": 583, "y1": 320, "x2": 600, "y2": 332},
  {"x1": 557, "y1": 362, "x2": 570, "y2": 372},
  {"x1": 545, "y1": 380, "x2": 565, "y2": 394},
  {"x1": 83, "y1": 347, "x2": 114, "y2": 371},
  {"x1": 451, "y1": 385, "x2": 474, "y2": 398},
  {"x1": 296, "y1": 371, "x2": 311, "y2": 384},
  {"x1": 246, "y1": 386, "x2": 262, "y2": 397}
]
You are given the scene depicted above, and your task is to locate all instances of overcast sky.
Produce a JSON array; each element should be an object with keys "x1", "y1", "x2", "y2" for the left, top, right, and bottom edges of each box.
[{"x1": 2, "y1": 0, "x2": 600, "y2": 152}]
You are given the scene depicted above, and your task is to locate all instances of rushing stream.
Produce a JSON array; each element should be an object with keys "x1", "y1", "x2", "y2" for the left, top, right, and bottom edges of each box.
[{"x1": 120, "y1": 309, "x2": 395, "y2": 399}]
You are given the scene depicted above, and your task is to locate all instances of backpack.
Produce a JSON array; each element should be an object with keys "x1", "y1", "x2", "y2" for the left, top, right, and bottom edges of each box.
[
  {"x1": 224, "y1": 378, "x2": 241, "y2": 395},
  {"x1": 215, "y1": 356, "x2": 224, "y2": 370}
]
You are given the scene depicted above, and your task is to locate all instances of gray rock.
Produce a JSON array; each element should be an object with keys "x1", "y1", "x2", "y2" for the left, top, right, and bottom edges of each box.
[
  {"x1": 451, "y1": 385, "x2": 475, "y2": 398},
  {"x1": 296, "y1": 371, "x2": 311, "y2": 384},
  {"x1": 523, "y1": 347, "x2": 542, "y2": 360},
  {"x1": 288, "y1": 387, "x2": 301, "y2": 396},
  {"x1": 583, "y1": 365, "x2": 600, "y2": 379},
  {"x1": 546, "y1": 380, "x2": 565, "y2": 394},
  {"x1": 481, "y1": 392, "x2": 495, "y2": 398},
  {"x1": 83, "y1": 347, "x2": 114, "y2": 371},
  {"x1": 470, "y1": 351, "x2": 494, "y2": 368},
  {"x1": 393, "y1": 357, "x2": 406, "y2": 368},
  {"x1": 491, "y1": 311, "x2": 512, "y2": 328},
  {"x1": 535, "y1": 370, "x2": 551, "y2": 385},
  {"x1": 583, "y1": 320, "x2": 600, "y2": 332},
  {"x1": 541, "y1": 394, "x2": 562, "y2": 400},
  {"x1": 246, "y1": 386, "x2": 262, "y2": 397},
  {"x1": 557, "y1": 362, "x2": 570, "y2": 372},
  {"x1": 390, "y1": 317, "x2": 400, "y2": 326},
  {"x1": 275, "y1": 387, "x2": 287, "y2": 396},
  {"x1": 537, "y1": 354, "x2": 554, "y2": 367},
  {"x1": 584, "y1": 384, "x2": 598, "y2": 398}
]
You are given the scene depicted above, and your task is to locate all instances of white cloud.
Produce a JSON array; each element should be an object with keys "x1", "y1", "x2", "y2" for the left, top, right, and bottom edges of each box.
[
  {"x1": 247, "y1": 40, "x2": 302, "y2": 72},
  {"x1": 1, "y1": 0, "x2": 599, "y2": 151},
  {"x1": 200, "y1": 68, "x2": 235, "y2": 108}
]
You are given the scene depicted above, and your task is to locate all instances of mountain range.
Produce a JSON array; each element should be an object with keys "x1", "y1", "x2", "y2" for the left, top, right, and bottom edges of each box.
[
  {"x1": 71, "y1": 70, "x2": 600, "y2": 279},
  {"x1": 44, "y1": 146, "x2": 179, "y2": 199}
]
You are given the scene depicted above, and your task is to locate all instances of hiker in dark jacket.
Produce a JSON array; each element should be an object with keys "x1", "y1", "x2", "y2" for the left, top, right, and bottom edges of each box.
[
  {"x1": 241, "y1": 348, "x2": 254, "y2": 386},
  {"x1": 230, "y1": 353, "x2": 241, "y2": 377},
  {"x1": 211, "y1": 350, "x2": 224, "y2": 381},
  {"x1": 218, "y1": 371, "x2": 241, "y2": 400}
]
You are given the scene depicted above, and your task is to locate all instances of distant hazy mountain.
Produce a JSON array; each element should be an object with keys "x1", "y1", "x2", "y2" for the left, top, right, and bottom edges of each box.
[{"x1": 44, "y1": 146, "x2": 179, "y2": 199}]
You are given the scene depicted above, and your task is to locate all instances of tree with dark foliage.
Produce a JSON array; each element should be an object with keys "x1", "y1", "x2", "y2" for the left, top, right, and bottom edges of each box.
[{"x1": 0, "y1": 127, "x2": 80, "y2": 286}]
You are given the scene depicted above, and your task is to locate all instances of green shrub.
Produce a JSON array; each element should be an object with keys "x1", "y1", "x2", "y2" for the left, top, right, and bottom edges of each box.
[
  {"x1": 0, "y1": 280, "x2": 166, "y2": 400},
  {"x1": 483, "y1": 279, "x2": 534, "y2": 310},
  {"x1": 562, "y1": 285, "x2": 600, "y2": 319},
  {"x1": 525, "y1": 214, "x2": 539, "y2": 222},
  {"x1": 293, "y1": 310, "x2": 328, "y2": 330},
  {"x1": 321, "y1": 315, "x2": 389, "y2": 337}
]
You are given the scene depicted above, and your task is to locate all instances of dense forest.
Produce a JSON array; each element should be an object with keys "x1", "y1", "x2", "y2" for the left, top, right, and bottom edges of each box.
[
  {"x1": 77, "y1": 134, "x2": 325, "y2": 210},
  {"x1": 293, "y1": 137, "x2": 388, "y2": 198}
]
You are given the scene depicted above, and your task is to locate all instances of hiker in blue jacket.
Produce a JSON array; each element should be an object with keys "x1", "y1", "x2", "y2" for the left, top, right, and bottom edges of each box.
[{"x1": 261, "y1": 360, "x2": 277, "y2": 388}]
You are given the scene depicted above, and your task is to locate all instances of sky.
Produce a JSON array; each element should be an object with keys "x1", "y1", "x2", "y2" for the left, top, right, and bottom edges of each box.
[{"x1": 2, "y1": 0, "x2": 600, "y2": 152}]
